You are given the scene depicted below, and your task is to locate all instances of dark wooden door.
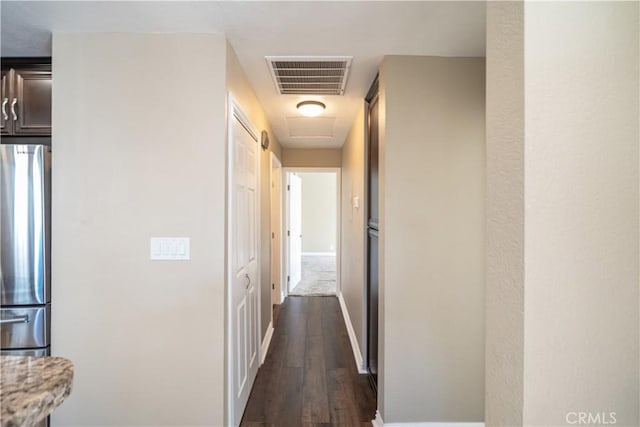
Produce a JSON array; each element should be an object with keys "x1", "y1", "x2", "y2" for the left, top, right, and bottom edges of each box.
[
  {"x1": 1, "y1": 69, "x2": 11, "y2": 135},
  {"x1": 367, "y1": 228, "x2": 379, "y2": 386},
  {"x1": 366, "y1": 77, "x2": 379, "y2": 390},
  {"x1": 13, "y1": 67, "x2": 52, "y2": 135}
]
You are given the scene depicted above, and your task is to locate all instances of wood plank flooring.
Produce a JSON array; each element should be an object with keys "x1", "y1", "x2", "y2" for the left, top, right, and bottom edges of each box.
[{"x1": 241, "y1": 296, "x2": 377, "y2": 427}]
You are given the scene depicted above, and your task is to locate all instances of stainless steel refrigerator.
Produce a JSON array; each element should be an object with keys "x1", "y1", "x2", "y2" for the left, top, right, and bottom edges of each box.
[{"x1": 1, "y1": 143, "x2": 51, "y2": 357}]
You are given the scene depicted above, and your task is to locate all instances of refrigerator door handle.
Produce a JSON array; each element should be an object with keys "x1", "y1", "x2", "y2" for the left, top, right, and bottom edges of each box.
[
  {"x1": 0, "y1": 315, "x2": 29, "y2": 325},
  {"x1": 2, "y1": 98, "x2": 8, "y2": 120}
]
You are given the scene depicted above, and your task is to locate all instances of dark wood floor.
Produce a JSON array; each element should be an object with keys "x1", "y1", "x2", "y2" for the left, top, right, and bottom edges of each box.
[{"x1": 241, "y1": 296, "x2": 377, "y2": 427}]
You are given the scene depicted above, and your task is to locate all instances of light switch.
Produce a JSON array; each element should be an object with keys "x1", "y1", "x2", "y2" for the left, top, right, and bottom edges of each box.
[
  {"x1": 177, "y1": 241, "x2": 186, "y2": 256},
  {"x1": 353, "y1": 196, "x2": 360, "y2": 209},
  {"x1": 151, "y1": 240, "x2": 161, "y2": 257},
  {"x1": 150, "y1": 237, "x2": 190, "y2": 260}
]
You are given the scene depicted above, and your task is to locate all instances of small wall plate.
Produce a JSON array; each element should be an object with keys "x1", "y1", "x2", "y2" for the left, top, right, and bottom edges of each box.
[{"x1": 261, "y1": 130, "x2": 270, "y2": 151}]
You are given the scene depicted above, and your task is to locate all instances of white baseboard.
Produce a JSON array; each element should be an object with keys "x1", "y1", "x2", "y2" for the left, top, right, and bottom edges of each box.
[
  {"x1": 371, "y1": 412, "x2": 484, "y2": 427},
  {"x1": 302, "y1": 252, "x2": 336, "y2": 256},
  {"x1": 337, "y1": 291, "x2": 367, "y2": 374},
  {"x1": 260, "y1": 321, "x2": 274, "y2": 365},
  {"x1": 372, "y1": 411, "x2": 385, "y2": 427}
]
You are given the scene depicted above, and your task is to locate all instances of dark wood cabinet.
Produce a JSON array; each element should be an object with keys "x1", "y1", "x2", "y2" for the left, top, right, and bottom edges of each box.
[
  {"x1": 1, "y1": 69, "x2": 10, "y2": 136},
  {"x1": 1, "y1": 63, "x2": 51, "y2": 136}
]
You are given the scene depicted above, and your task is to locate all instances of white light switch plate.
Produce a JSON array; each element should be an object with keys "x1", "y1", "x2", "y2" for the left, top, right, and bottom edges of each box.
[{"x1": 150, "y1": 237, "x2": 190, "y2": 260}]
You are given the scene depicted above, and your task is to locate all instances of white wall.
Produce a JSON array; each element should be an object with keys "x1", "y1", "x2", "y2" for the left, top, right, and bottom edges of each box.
[
  {"x1": 299, "y1": 172, "x2": 336, "y2": 254},
  {"x1": 51, "y1": 33, "x2": 227, "y2": 426},
  {"x1": 379, "y1": 55, "x2": 486, "y2": 423},
  {"x1": 522, "y1": 2, "x2": 639, "y2": 426},
  {"x1": 486, "y1": 2, "x2": 640, "y2": 426},
  {"x1": 340, "y1": 102, "x2": 367, "y2": 362}
]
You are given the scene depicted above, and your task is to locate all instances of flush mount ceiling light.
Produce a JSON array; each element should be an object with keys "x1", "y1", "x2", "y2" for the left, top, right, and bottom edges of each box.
[{"x1": 297, "y1": 100, "x2": 326, "y2": 117}]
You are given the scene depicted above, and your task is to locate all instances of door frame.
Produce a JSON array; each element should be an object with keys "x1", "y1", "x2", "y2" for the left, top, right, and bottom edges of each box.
[
  {"x1": 270, "y1": 152, "x2": 284, "y2": 306},
  {"x1": 282, "y1": 167, "x2": 341, "y2": 298},
  {"x1": 226, "y1": 93, "x2": 261, "y2": 427},
  {"x1": 364, "y1": 78, "x2": 379, "y2": 384}
]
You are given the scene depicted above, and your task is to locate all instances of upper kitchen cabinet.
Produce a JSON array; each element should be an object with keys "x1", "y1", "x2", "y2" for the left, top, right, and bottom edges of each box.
[
  {"x1": 1, "y1": 69, "x2": 9, "y2": 135},
  {"x1": 2, "y1": 61, "x2": 52, "y2": 136}
]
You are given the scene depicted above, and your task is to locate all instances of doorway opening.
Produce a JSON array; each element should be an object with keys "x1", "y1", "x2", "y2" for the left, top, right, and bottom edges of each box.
[{"x1": 283, "y1": 168, "x2": 340, "y2": 298}]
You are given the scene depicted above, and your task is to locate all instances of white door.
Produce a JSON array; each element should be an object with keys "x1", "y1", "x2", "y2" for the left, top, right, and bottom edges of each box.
[
  {"x1": 288, "y1": 173, "x2": 302, "y2": 290},
  {"x1": 230, "y1": 113, "x2": 259, "y2": 425}
]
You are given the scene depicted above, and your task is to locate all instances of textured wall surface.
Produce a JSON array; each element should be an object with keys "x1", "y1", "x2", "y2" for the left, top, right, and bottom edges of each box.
[
  {"x1": 380, "y1": 55, "x2": 486, "y2": 423},
  {"x1": 486, "y1": 2, "x2": 640, "y2": 426},
  {"x1": 485, "y1": 3, "x2": 525, "y2": 426},
  {"x1": 523, "y1": 2, "x2": 639, "y2": 426}
]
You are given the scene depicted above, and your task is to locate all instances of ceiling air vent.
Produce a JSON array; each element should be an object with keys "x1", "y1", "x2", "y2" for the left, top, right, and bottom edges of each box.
[{"x1": 266, "y1": 56, "x2": 352, "y2": 95}]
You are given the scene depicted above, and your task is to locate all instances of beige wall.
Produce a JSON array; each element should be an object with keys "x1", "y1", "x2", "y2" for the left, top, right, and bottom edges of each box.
[
  {"x1": 487, "y1": 2, "x2": 640, "y2": 426},
  {"x1": 340, "y1": 102, "x2": 367, "y2": 362},
  {"x1": 282, "y1": 148, "x2": 341, "y2": 167},
  {"x1": 51, "y1": 33, "x2": 227, "y2": 426},
  {"x1": 270, "y1": 158, "x2": 283, "y2": 303},
  {"x1": 485, "y1": 3, "x2": 525, "y2": 426},
  {"x1": 299, "y1": 172, "x2": 337, "y2": 253},
  {"x1": 522, "y1": 2, "x2": 639, "y2": 426},
  {"x1": 226, "y1": 41, "x2": 282, "y2": 338},
  {"x1": 379, "y1": 55, "x2": 486, "y2": 423}
]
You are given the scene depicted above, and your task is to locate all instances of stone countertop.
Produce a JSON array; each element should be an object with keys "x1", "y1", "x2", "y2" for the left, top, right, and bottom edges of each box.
[{"x1": 0, "y1": 356, "x2": 73, "y2": 427}]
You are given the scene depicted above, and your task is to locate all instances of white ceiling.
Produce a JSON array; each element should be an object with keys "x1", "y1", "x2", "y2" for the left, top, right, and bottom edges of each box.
[{"x1": 1, "y1": 1, "x2": 486, "y2": 149}]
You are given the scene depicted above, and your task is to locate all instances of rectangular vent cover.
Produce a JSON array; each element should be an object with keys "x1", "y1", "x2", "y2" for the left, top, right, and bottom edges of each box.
[{"x1": 266, "y1": 56, "x2": 352, "y2": 95}]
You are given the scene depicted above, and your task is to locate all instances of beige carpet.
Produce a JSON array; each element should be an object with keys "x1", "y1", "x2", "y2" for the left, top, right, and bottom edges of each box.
[{"x1": 289, "y1": 255, "x2": 336, "y2": 296}]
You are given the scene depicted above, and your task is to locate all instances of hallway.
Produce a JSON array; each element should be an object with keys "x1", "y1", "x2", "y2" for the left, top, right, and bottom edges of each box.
[
  {"x1": 289, "y1": 255, "x2": 337, "y2": 296},
  {"x1": 241, "y1": 296, "x2": 376, "y2": 426}
]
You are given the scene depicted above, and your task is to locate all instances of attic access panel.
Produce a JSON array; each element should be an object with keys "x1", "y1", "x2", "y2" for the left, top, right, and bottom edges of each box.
[{"x1": 266, "y1": 56, "x2": 352, "y2": 95}]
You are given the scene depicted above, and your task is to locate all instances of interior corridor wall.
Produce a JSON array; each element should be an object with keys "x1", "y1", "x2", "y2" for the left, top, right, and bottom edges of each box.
[
  {"x1": 340, "y1": 102, "x2": 367, "y2": 364},
  {"x1": 226, "y1": 41, "x2": 283, "y2": 339},
  {"x1": 379, "y1": 55, "x2": 486, "y2": 423}
]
